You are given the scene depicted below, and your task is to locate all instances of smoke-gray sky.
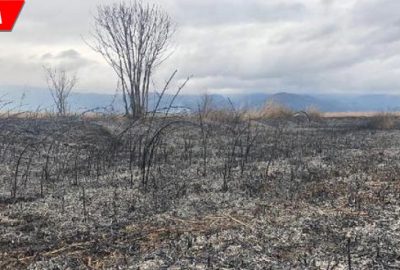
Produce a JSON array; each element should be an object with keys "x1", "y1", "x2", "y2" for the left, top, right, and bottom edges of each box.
[{"x1": 1, "y1": 0, "x2": 400, "y2": 95}]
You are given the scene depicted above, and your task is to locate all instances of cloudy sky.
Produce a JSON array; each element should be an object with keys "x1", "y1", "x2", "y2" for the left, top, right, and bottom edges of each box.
[{"x1": 1, "y1": 0, "x2": 400, "y2": 95}]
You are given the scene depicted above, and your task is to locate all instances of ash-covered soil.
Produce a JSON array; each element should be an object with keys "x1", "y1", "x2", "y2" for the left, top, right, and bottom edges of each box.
[{"x1": 1, "y1": 116, "x2": 400, "y2": 269}]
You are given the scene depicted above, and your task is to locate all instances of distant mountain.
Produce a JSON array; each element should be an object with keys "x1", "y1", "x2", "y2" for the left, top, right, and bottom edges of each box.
[
  {"x1": 0, "y1": 86, "x2": 119, "y2": 112},
  {"x1": 0, "y1": 86, "x2": 227, "y2": 113},
  {"x1": 227, "y1": 93, "x2": 271, "y2": 109},
  {"x1": 267, "y1": 92, "x2": 340, "y2": 112},
  {"x1": 317, "y1": 94, "x2": 400, "y2": 112},
  {"x1": 231, "y1": 92, "x2": 400, "y2": 112},
  {"x1": 2, "y1": 85, "x2": 400, "y2": 112}
]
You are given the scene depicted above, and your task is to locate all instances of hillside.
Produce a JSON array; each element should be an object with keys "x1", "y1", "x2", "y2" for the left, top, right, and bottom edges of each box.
[{"x1": 2, "y1": 86, "x2": 400, "y2": 112}]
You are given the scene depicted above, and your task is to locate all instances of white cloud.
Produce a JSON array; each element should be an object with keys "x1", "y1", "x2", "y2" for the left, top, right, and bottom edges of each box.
[{"x1": 1, "y1": 0, "x2": 400, "y2": 95}]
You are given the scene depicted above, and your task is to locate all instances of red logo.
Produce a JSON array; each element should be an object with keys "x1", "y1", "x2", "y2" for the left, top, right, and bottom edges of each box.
[{"x1": 0, "y1": 0, "x2": 25, "y2": 31}]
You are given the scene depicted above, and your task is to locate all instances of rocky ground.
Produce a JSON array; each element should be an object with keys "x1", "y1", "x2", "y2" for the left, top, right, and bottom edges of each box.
[{"x1": 1, "y1": 115, "x2": 400, "y2": 269}]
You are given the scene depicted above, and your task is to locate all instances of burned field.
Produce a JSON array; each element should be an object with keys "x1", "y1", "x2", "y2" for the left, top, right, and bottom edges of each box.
[{"x1": 1, "y1": 114, "x2": 400, "y2": 269}]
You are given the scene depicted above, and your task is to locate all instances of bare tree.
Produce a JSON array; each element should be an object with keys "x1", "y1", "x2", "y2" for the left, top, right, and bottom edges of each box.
[
  {"x1": 90, "y1": 1, "x2": 173, "y2": 119},
  {"x1": 44, "y1": 67, "x2": 77, "y2": 116}
]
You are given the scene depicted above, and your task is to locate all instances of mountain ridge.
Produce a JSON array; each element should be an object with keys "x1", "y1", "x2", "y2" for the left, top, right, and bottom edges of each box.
[{"x1": 2, "y1": 85, "x2": 400, "y2": 113}]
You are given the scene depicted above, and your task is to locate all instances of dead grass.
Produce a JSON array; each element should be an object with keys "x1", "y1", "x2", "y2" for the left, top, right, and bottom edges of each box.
[
  {"x1": 366, "y1": 112, "x2": 397, "y2": 130},
  {"x1": 250, "y1": 101, "x2": 294, "y2": 120},
  {"x1": 323, "y1": 111, "x2": 400, "y2": 118},
  {"x1": 1, "y1": 214, "x2": 246, "y2": 269},
  {"x1": 204, "y1": 109, "x2": 242, "y2": 123}
]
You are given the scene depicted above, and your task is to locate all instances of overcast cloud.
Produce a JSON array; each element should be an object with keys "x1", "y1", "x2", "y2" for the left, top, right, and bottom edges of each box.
[{"x1": 1, "y1": 0, "x2": 400, "y2": 95}]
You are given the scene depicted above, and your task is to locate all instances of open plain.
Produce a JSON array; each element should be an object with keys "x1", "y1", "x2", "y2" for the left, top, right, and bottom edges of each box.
[{"x1": 1, "y1": 113, "x2": 400, "y2": 269}]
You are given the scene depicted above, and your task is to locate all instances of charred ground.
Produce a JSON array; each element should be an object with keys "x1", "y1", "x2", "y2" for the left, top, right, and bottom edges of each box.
[{"x1": 1, "y1": 113, "x2": 400, "y2": 269}]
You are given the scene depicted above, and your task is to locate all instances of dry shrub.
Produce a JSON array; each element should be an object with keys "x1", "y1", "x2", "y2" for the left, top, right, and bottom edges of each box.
[
  {"x1": 305, "y1": 106, "x2": 323, "y2": 122},
  {"x1": 367, "y1": 112, "x2": 397, "y2": 130},
  {"x1": 257, "y1": 101, "x2": 293, "y2": 120}
]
